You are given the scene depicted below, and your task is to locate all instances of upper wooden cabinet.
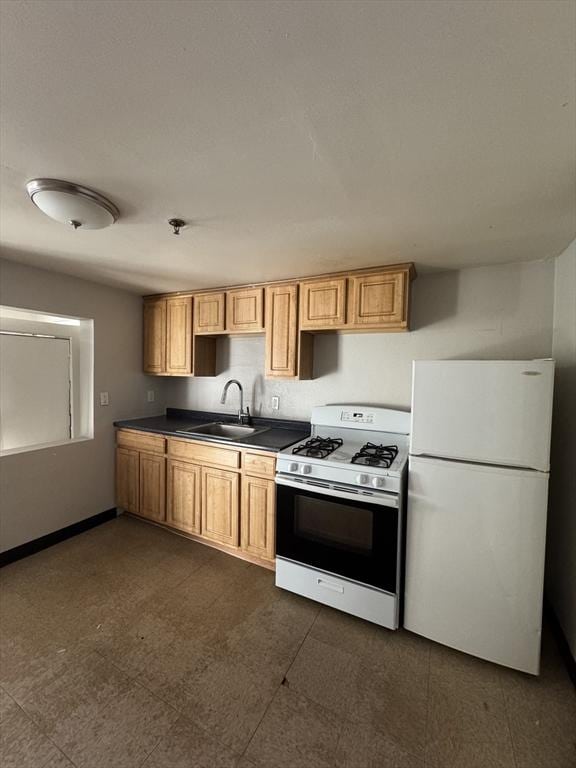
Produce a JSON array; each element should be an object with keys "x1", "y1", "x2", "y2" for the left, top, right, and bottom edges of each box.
[
  {"x1": 144, "y1": 296, "x2": 215, "y2": 377},
  {"x1": 265, "y1": 283, "x2": 298, "y2": 378},
  {"x1": 300, "y1": 277, "x2": 347, "y2": 330},
  {"x1": 143, "y1": 298, "x2": 166, "y2": 373},
  {"x1": 166, "y1": 296, "x2": 192, "y2": 374},
  {"x1": 226, "y1": 287, "x2": 264, "y2": 333},
  {"x1": 348, "y1": 268, "x2": 411, "y2": 330},
  {"x1": 194, "y1": 292, "x2": 226, "y2": 334},
  {"x1": 143, "y1": 263, "x2": 415, "y2": 378}
]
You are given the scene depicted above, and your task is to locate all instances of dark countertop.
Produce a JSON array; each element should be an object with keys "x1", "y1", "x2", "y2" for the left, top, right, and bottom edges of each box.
[{"x1": 114, "y1": 408, "x2": 310, "y2": 453}]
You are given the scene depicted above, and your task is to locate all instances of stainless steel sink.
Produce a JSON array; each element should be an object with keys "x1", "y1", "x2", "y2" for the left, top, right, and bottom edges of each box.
[{"x1": 176, "y1": 422, "x2": 269, "y2": 440}]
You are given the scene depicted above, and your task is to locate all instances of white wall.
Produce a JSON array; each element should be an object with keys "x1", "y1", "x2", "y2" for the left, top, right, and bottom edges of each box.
[
  {"x1": 0, "y1": 257, "x2": 169, "y2": 552},
  {"x1": 166, "y1": 259, "x2": 555, "y2": 419},
  {"x1": 546, "y1": 240, "x2": 576, "y2": 660}
]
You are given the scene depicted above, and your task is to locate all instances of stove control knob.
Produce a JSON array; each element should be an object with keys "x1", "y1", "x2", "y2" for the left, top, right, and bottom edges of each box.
[
  {"x1": 300, "y1": 464, "x2": 312, "y2": 475},
  {"x1": 289, "y1": 462, "x2": 299, "y2": 472},
  {"x1": 356, "y1": 474, "x2": 369, "y2": 485},
  {"x1": 372, "y1": 477, "x2": 385, "y2": 488}
]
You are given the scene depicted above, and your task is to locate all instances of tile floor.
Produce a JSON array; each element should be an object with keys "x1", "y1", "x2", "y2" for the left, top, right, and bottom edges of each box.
[{"x1": 0, "y1": 515, "x2": 574, "y2": 768}]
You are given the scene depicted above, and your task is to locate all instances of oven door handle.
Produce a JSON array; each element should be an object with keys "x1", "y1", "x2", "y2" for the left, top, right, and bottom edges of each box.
[{"x1": 275, "y1": 474, "x2": 399, "y2": 508}]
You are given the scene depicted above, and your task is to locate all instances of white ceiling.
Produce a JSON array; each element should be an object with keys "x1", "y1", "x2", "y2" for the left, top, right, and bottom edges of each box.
[{"x1": 1, "y1": 0, "x2": 575, "y2": 294}]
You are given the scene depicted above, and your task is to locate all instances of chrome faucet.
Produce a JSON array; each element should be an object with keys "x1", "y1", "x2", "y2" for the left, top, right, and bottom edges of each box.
[{"x1": 220, "y1": 379, "x2": 250, "y2": 425}]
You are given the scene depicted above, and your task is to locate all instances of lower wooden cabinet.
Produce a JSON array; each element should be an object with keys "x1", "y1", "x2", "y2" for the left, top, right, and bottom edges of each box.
[
  {"x1": 139, "y1": 452, "x2": 166, "y2": 522},
  {"x1": 241, "y1": 475, "x2": 276, "y2": 561},
  {"x1": 116, "y1": 433, "x2": 276, "y2": 566},
  {"x1": 116, "y1": 447, "x2": 139, "y2": 514},
  {"x1": 166, "y1": 459, "x2": 201, "y2": 534},
  {"x1": 201, "y1": 466, "x2": 240, "y2": 548}
]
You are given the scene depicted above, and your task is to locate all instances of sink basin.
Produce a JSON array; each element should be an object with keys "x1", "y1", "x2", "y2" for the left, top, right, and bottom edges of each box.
[{"x1": 177, "y1": 422, "x2": 268, "y2": 440}]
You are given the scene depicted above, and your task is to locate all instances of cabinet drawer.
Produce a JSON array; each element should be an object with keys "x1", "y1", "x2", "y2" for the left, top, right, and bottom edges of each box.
[
  {"x1": 243, "y1": 452, "x2": 276, "y2": 478},
  {"x1": 117, "y1": 430, "x2": 166, "y2": 455},
  {"x1": 276, "y1": 559, "x2": 398, "y2": 628},
  {"x1": 167, "y1": 438, "x2": 240, "y2": 469}
]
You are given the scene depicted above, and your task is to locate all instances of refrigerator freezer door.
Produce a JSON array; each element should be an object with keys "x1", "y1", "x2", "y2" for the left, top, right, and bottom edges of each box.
[
  {"x1": 410, "y1": 360, "x2": 554, "y2": 471},
  {"x1": 404, "y1": 456, "x2": 548, "y2": 674}
]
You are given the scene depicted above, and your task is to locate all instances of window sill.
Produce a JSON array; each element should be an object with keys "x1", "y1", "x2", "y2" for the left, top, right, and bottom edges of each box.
[{"x1": 0, "y1": 436, "x2": 94, "y2": 458}]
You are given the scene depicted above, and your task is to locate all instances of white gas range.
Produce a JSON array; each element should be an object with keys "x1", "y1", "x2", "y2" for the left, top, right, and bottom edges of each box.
[{"x1": 275, "y1": 405, "x2": 410, "y2": 629}]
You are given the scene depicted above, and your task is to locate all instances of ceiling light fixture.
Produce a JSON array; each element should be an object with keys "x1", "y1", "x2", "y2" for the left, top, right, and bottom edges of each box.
[
  {"x1": 168, "y1": 218, "x2": 185, "y2": 235},
  {"x1": 26, "y1": 178, "x2": 119, "y2": 230}
]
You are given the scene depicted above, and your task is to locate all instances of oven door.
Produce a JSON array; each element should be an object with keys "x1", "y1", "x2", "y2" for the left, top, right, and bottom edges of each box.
[{"x1": 276, "y1": 476, "x2": 400, "y2": 593}]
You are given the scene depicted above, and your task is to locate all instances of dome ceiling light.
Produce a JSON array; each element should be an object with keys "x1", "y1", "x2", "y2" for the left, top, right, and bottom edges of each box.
[{"x1": 26, "y1": 179, "x2": 119, "y2": 230}]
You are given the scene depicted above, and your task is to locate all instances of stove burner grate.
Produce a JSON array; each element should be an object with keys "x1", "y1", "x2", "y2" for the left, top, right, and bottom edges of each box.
[
  {"x1": 351, "y1": 442, "x2": 399, "y2": 468},
  {"x1": 292, "y1": 436, "x2": 343, "y2": 459}
]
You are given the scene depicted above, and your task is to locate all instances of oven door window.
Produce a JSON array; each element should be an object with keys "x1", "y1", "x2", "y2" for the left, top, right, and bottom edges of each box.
[{"x1": 276, "y1": 484, "x2": 398, "y2": 592}]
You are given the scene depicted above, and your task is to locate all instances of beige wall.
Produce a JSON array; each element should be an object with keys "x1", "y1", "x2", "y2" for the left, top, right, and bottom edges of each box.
[
  {"x1": 547, "y1": 240, "x2": 576, "y2": 659},
  {"x1": 0, "y1": 257, "x2": 168, "y2": 552},
  {"x1": 167, "y1": 259, "x2": 555, "y2": 418}
]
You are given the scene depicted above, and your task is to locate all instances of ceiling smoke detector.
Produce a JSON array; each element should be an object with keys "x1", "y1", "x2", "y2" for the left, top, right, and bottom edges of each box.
[{"x1": 26, "y1": 178, "x2": 119, "y2": 230}]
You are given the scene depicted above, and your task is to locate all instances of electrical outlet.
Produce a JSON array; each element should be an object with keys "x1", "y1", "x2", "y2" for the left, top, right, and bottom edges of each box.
[
  {"x1": 99, "y1": 392, "x2": 109, "y2": 406},
  {"x1": 271, "y1": 396, "x2": 280, "y2": 410},
  {"x1": 147, "y1": 390, "x2": 155, "y2": 403}
]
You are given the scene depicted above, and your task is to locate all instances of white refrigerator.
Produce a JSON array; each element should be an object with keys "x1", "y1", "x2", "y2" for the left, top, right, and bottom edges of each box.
[{"x1": 404, "y1": 360, "x2": 554, "y2": 675}]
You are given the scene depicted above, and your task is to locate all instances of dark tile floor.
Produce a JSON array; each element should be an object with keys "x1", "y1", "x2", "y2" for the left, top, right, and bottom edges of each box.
[{"x1": 0, "y1": 515, "x2": 574, "y2": 767}]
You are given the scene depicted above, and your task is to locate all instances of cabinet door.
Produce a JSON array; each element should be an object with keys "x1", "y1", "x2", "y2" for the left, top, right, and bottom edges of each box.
[
  {"x1": 299, "y1": 278, "x2": 347, "y2": 330},
  {"x1": 166, "y1": 296, "x2": 192, "y2": 375},
  {"x1": 194, "y1": 292, "x2": 226, "y2": 334},
  {"x1": 166, "y1": 459, "x2": 201, "y2": 534},
  {"x1": 226, "y1": 287, "x2": 264, "y2": 332},
  {"x1": 201, "y1": 467, "x2": 239, "y2": 547},
  {"x1": 265, "y1": 283, "x2": 299, "y2": 377},
  {"x1": 241, "y1": 475, "x2": 276, "y2": 561},
  {"x1": 348, "y1": 270, "x2": 408, "y2": 329},
  {"x1": 143, "y1": 299, "x2": 167, "y2": 373},
  {"x1": 139, "y1": 452, "x2": 166, "y2": 522},
  {"x1": 116, "y1": 447, "x2": 139, "y2": 513}
]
